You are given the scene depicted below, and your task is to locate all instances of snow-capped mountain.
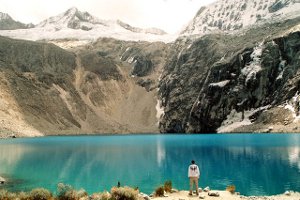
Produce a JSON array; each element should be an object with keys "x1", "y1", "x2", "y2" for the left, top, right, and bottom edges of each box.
[
  {"x1": 0, "y1": 12, "x2": 33, "y2": 30},
  {"x1": 36, "y1": 7, "x2": 167, "y2": 35},
  {"x1": 181, "y1": 0, "x2": 300, "y2": 36},
  {"x1": 0, "y1": 7, "x2": 174, "y2": 43},
  {"x1": 36, "y1": 7, "x2": 110, "y2": 31}
]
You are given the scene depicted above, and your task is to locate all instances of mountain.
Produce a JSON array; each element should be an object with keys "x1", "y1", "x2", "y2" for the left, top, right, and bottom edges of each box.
[
  {"x1": 0, "y1": 12, "x2": 33, "y2": 30},
  {"x1": 181, "y1": 0, "x2": 300, "y2": 36},
  {"x1": 36, "y1": 7, "x2": 110, "y2": 31},
  {"x1": 0, "y1": 35, "x2": 170, "y2": 138},
  {"x1": 1, "y1": 1, "x2": 300, "y2": 138},
  {"x1": 159, "y1": 14, "x2": 300, "y2": 133},
  {"x1": 0, "y1": 7, "x2": 173, "y2": 43}
]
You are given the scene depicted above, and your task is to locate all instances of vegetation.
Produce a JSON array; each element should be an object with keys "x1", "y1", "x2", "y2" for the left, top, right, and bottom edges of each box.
[
  {"x1": 110, "y1": 186, "x2": 140, "y2": 200},
  {"x1": 163, "y1": 180, "x2": 172, "y2": 193},
  {"x1": 0, "y1": 181, "x2": 172, "y2": 200},
  {"x1": 154, "y1": 186, "x2": 164, "y2": 197},
  {"x1": 29, "y1": 188, "x2": 52, "y2": 200},
  {"x1": 226, "y1": 185, "x2": 236, "y2": 194},
  {"x1": 57, "y1": 183, "x2": 87, "y2": 200}
]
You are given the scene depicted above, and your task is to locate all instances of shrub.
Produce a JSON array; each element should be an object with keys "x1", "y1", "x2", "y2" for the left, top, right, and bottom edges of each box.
[
  {"x1": 18, "y1": 191, "x2": 31, "y2": 200},
  {"x1": 154, "y1": 186, "x2": 164, "y2": 197},
  {"x1": 226, "y1": 185, "x2": 236, "y2": 194},
  {"x1": 90, "y1": 192, "x2": 111, "y2": 200},
  {"x1": 110, "y1": 186, "x2": 139, "y2": 200},
  {"x1": 29, "y1": 188, "x2": 52, "y2": 200},
  {"x1": 163, "y1": 181, "x2": 172, "y2": 193},
  {"x1": 0, "y1": 190, "x2": 18, "y2": 200},
  {"x1": 56, "y1": 183, "x2": 87, "y2": 200}
]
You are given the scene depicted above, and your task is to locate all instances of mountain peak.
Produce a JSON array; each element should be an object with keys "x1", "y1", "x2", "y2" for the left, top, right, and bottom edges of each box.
[
  {"x1": 0, "y1": 12, "x2": 12, "y2": 20},
  {"x1": 36, "y1": 7, "x2": 107, "y2": 30}
]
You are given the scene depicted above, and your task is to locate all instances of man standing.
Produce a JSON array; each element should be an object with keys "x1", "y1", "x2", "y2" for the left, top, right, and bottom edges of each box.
[{"x1": 188, "y1": 160, "x2": 200, "y2": 196}]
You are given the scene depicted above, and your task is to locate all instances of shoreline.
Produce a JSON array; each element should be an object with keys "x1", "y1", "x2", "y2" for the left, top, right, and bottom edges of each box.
[
  {"x1": 1, "y1": 132, "x2": 300, "y2": 139},
  {"x1": 152, "y1": 190, "x2": 300, "y2": 200}
]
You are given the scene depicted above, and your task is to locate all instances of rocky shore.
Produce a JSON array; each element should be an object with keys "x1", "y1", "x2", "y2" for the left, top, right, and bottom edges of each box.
[
  {"x1": 152, "y1": 190, "x2": 300, "y2": 200},
  {"x1": 0, "y1": 176, "x2": 5, "y2": 184}
]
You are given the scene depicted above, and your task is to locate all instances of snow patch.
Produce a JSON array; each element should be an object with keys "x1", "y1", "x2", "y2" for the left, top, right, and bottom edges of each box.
[
  {"x1": 156, "y1": 100, "x2": 165, "y2": 122},
  {"x1": 241, "y1": 42, "x2": 264, "y2": 84},
  {"x1": 284, "y1": 92, "x2": 300, "y2": 122},
  {"x1": 209, "y1": 80, "x2": 230, "y2": 88},
  {"x1": 128, "y1": 57, "x2": 135, "y2": 64}
]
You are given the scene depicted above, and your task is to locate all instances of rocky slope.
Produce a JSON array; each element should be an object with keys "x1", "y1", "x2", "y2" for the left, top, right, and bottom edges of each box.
[
  {"x1": 158, "y1": 17, "x2": 300, "y2": 133},
  {"x1": 181, "y1": 0, "x2": 300, "y2": 36},
  {"x1": 0, "y1": 36, "x2": 170, "y2": 137}
]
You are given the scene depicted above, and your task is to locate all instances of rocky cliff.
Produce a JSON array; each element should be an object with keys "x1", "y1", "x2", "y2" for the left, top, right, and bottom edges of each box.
[
  {"x1": 158, "y1": 17, "x2": 300, "y2": 133},
  {"x1": 0, "y1": 36, "x2": 170, "y2": 137}
]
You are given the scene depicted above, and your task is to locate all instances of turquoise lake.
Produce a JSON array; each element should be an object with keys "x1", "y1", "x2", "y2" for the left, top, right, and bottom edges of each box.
[{"x1": 0, "y1": 134, "x2": 300, "y2": 196}]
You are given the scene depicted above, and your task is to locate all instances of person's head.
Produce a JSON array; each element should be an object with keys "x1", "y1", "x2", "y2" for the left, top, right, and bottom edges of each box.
[{"x1": 191, "y1": 160, "x2": 195, "y2": 164}]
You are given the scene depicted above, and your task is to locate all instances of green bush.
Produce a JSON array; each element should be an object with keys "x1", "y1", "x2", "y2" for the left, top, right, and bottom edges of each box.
[
  {"x1": 163, "y1": 181, "x2": 172, "y2": 193},
  {"x1": 154, "y1": 186, "x2": 164, "y2": 197},
  {"x1": 29, "y1": 188, "x2": 52, "y2": 200},
  {"x1": 110, "y1": 186, "x2": 139, "y2": 200}
]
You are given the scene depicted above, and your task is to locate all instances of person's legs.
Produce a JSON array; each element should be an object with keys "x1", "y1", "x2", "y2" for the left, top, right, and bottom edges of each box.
[
  {"x1": 189, "y1": 178, "x2": 193, "y2": 195},
  {"x1": 195, "y1": 178, "x2": 199, "y2": 195}
]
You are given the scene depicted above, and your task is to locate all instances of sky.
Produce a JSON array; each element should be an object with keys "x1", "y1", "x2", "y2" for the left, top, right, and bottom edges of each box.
[{"x1": 0, "y1": 0, "x2": 216, "y2": 33}]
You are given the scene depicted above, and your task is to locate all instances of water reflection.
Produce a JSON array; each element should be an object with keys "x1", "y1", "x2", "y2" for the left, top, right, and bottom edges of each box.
[
  {"x1": 0, "y1": 135, "x2": 299, "y2": 196},
  {"x1": 288, "y1": 147, "x2": 300, "y2": 171}
]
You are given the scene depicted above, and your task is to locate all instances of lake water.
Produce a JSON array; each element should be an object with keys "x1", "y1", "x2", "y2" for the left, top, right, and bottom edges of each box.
[{"x1": 0, "y1": 134, "x2": 299, "y2": 196}]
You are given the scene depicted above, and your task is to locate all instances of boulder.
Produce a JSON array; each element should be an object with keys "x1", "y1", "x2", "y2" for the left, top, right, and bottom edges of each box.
[
  {"x1": 203, "y1": 187, "x2": 210, "y2": 192},
  {"x1": 0, "y1": 176, "x2": 5, "y2": 184},
  {"x1": 199, "y1": 194, "x2": 206, "y2": 199},
  {"x1": 208, "y1": 191, "x2": 220, "y2": 197},
  {"x1": 284, "y1": 191, "x2": 291, "y2": 196},
  {"x1": 139, "y1": 193, "x2": 151, "y2": 200},
  {"x1": 171, "y1": 188, "x2": 179, "y2": 193}
]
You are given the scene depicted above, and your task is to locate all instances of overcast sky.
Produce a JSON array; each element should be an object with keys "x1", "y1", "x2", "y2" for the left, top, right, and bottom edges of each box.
[{"x1": 0, "y1": 0, "x2": 216, "y2": 33}]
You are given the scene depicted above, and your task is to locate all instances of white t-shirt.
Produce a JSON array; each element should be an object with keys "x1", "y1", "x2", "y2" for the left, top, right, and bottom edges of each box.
[{"x1": 188, "y1": 164, "x2": 200, "y2": 178}]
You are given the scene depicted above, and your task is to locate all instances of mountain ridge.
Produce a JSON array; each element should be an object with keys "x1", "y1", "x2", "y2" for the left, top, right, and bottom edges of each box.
[
  {"x1": 0, "y1": 12, "x2": 33, "y2": 30},
  {"x1": 181, "y1": 0, "x2": 300, "y2": 36},
  {"x1": 0, "y1": 7, "x2": 172, "y2": 43}
]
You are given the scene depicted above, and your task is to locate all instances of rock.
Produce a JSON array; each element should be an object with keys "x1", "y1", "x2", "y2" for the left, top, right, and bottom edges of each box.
[
  {"x1": 198, "y1": 188, "x2": 203, "y2": 193},
  {"x1": 171, "y1": 188, "x2": 179, "y2": 193},
  {"x1": 149, "y1": 193, "x2": 154, "y2": 197},
  {"x1": 203, "y1": 187, "x2": 210, "y2": 192},
  {"x1": 236, "y1": 192, "x2": 240, "y2": 195},
  {"x1": 139, "y1": 193, "x2": 151, "y2": 200},
  {"x1": 208, "y1": 191, "x2": 219, "y2": 197},
  {"x1": 0, "y1": 176, "x2": 5, "y2": 184},
  {"x1": 284, "y1": 191, "x2": 291, "y2": 196},
  {"x1": 199, "y1": 194, "x2": 206, "y2": 199}
]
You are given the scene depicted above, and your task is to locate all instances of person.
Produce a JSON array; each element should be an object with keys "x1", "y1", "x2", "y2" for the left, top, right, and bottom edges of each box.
[{"x1": 188, "y1": 160, "x2": 200, "y2": 196}]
